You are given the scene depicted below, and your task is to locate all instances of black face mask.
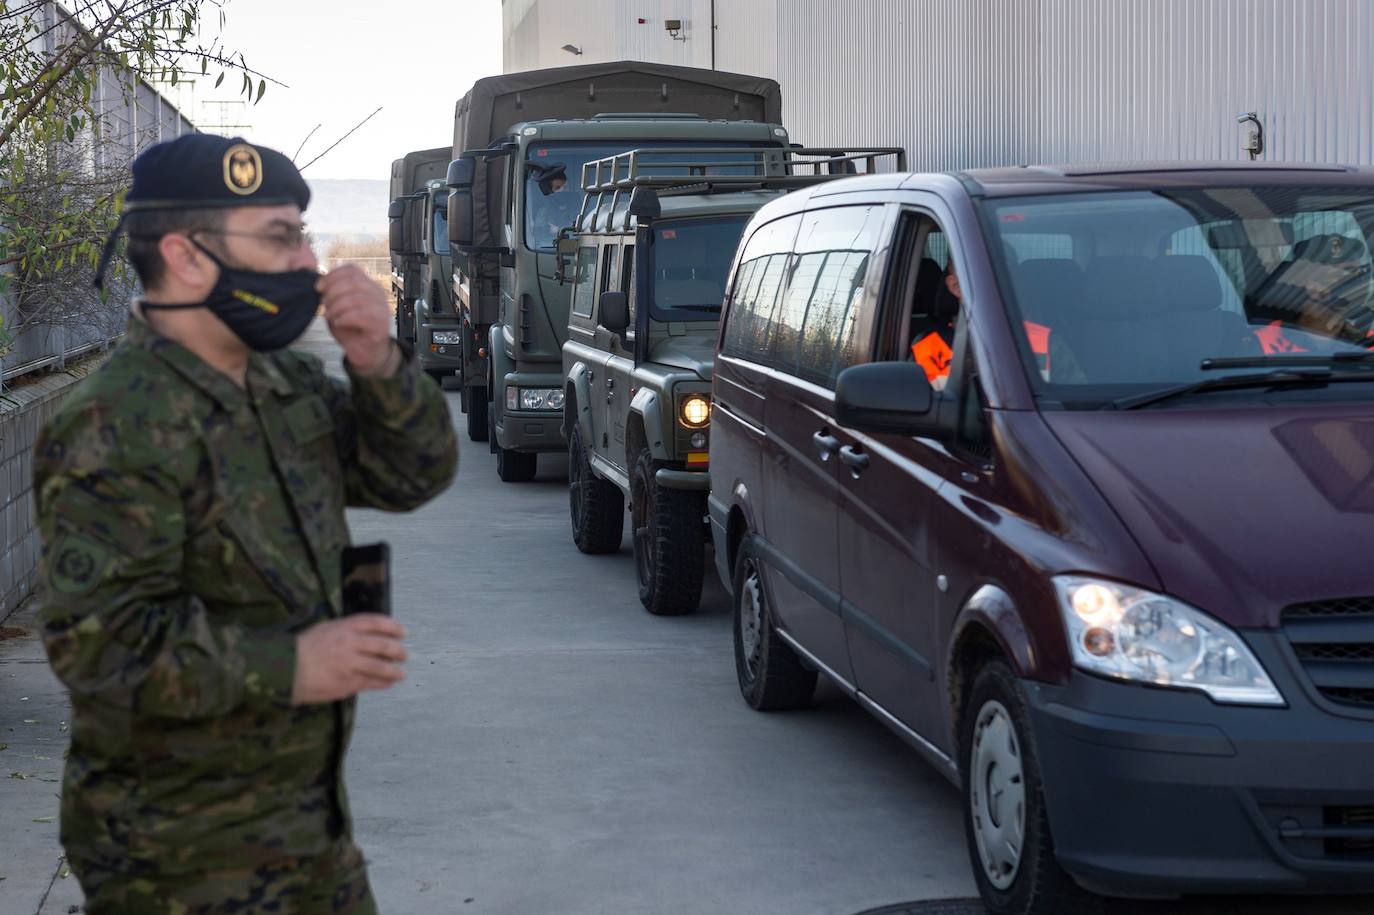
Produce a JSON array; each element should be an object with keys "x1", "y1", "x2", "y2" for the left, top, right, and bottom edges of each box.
[{"x1": 141, "y1": 239, "x2": 321, "y2": 352}]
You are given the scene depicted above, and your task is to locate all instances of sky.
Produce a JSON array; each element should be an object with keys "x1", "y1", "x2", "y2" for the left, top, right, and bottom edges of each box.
[{"x1": 175, "y1": 0, "x2": 505, "y2": 180}]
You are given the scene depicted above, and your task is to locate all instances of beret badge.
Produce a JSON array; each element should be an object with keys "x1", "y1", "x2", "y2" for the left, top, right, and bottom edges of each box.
[{"x1": 224, "y1": 143, "x2": 264, "y2": 195}]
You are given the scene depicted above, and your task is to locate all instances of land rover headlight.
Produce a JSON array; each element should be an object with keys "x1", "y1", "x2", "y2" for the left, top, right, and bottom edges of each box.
[
  {"x1": 518, "y1": 388, "x2": 563, "y2": 411},
  {"x1": 1054, "y1": 576, "x2": 1283, "y2": 706},
  {"x1": 679, "y1": 394, "x2": 711, "y2": 428},
  {"x1": 431, "y1": 331, "x2": 463, "y2": 345}
]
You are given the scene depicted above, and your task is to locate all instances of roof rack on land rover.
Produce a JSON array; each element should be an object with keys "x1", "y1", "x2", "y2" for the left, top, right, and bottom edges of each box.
[{"x1": 574, "y1": 145, "x2": 907, "y2": 232}]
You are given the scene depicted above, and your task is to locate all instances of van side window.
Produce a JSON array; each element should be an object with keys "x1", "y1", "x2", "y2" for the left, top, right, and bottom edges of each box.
[
  {"x1": 721, "y1": 214, "x2": 803, "y2": 363},
  {"x1": 772, "y1": 205, "x2": 884, "y2": 387},
  {"x1": 571, "y1": 245, "x2": 598, "y2": 317}
]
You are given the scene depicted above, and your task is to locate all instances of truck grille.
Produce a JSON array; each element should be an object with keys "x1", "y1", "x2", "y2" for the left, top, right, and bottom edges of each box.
[{"x1": 1282, "y1": 598, "x2": 1374, "y2": 709}]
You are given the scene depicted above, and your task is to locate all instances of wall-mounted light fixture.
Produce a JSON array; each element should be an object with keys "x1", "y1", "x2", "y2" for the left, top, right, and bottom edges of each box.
[
  {"x1": 1236, "y1": 112, "x2": 1264, "y2": 160},
  {"x1": 561, "y1": 43, "x2": 583, "y2": 56},
  {"x1": 665, "y1": 19, "x2": 686, "y2": 42}
]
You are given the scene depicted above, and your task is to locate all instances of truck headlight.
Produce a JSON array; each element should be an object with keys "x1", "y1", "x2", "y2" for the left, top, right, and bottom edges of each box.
[
  {"x1": 1054, "y1": 576, "x2": 1283, "y2": 706},
  {"x1": 431, "y1": 330, "x2": 463, "y2": 344},
  {"x1": 518, "y1": 388, "x2": 563, "y2": 411},
  {"x1": 679, "y1": 394, "x2": 711, "y2": 428}
]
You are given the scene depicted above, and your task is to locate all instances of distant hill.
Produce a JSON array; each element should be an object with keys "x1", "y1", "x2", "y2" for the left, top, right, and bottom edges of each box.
[{"x1": 306, "y1": 178, "x2": 388, "y2": 240}]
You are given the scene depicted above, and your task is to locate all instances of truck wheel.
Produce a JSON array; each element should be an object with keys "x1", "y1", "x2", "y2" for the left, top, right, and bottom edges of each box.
[
  {"x1": 466, "y1": 386, "x2": 488, "y2": 442},
  {"x1": 961, "y1": 660, "x2": 1104, "y2": 915},
  {"x1": 568, "y1": 424, "x2": 623, "y2": 553},
  {"x1": 732, "y1": 533, "x2": 817, "y2": 710},
  {"x1": 496, "y1": 441, "x2": 538, "y2": 482},
  {"x1": 630, "y1": 448, "x2": 705, "y2": 615}
]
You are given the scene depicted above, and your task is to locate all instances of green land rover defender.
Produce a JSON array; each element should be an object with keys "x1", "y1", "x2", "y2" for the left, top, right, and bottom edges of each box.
[{"x1": 561, "y1": 146, "x2": 906, "y2": 614}]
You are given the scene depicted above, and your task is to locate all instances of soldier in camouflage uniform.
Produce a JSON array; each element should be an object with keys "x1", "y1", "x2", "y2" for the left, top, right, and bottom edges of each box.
[{"x1": 34, "y1": 135, "x2": 458, "y2": 914}]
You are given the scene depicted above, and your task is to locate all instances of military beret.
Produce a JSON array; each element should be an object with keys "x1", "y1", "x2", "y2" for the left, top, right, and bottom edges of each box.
[
  {"x1": 1294, "y1": 233, "x2": 1369, "y2": 265},
  {"x1": 124, "y1": 134, "x2": 310, "y2": 213}
]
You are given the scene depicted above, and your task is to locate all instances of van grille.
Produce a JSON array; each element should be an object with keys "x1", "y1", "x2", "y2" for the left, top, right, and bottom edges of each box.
[
  {"x1": 1326, "y1": 806, "x2": 1374, "y2": 858},
  {"x1": 1281, "y1": 599, "x2": 1374, "y2": 709}
]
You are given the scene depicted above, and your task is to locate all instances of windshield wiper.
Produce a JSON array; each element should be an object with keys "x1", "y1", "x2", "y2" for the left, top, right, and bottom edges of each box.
[
  {"x1": 1201, "y1": 351, "x2": 1374, "y2": 371},
  {"x1": 1107, "y1": 368, "x2": 1362, "y2": 411},
  {"x1": 667, "y1": 304, "x2": 722, "y2": 312}
]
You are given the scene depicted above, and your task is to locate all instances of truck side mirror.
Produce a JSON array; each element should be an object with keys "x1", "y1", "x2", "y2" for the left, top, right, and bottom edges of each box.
[
  {"x1": 598, "y1": 291, "x2": 629, "y2": 333},
  {"x1": 446, "y1": 156, "x2": 475, "y2": 189},
  {"x1": 389, "y1": 197, "x2": 422, "y2": 256},
  {"x1": 447, "y1": 189, "x2": 474, "y2": 248},
  {"x1": 387, "y1": 198, "x2": 406, "y2": 220}
]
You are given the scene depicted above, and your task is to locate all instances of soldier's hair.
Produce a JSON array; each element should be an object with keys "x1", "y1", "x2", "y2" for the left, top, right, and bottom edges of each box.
[{"x1": 125, "y1": 208, "x2": 227, "y2": 290}]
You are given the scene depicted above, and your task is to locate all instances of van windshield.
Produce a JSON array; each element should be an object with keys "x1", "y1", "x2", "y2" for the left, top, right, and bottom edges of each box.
[
  {"x1": 648, "y1": 216, "x2": 750, "y2": 323},
  {"x1": 984, "y1": 187, "x2": 1374, "y2": 407},
  {"x1": 524, "y1": 141, "x2": 770, "y2": 251}
]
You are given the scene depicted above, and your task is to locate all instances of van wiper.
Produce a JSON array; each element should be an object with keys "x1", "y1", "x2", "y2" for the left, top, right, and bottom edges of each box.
[
  {"x1": 1201, "y1": 351, "x2": 1374, "y2": 371},
  {"x1": 1109, "y1": 369, "x2": 1350, "y2": 411}
]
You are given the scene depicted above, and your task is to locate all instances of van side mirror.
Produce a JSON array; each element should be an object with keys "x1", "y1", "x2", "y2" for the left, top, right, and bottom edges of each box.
[
  {"x1": 598, "y1": 291, "x2": 629, "y2": 333},
  {"x1": 834, "y1": 362, "x2": 937, "y2": 435}
]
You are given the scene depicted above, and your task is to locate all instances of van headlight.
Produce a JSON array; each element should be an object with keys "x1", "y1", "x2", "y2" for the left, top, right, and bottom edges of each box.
[
  {"x1": 1054, "y1": 576, "x2": 1283, "y2": 706},
  {"x1": 678, "y1": 394, "x2": 711, "y2": 428}
]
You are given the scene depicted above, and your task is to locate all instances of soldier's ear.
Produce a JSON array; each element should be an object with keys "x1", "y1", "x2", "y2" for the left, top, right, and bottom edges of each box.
[{"x1": 158, "y1": 233, "x2": 217, "y2": 289}]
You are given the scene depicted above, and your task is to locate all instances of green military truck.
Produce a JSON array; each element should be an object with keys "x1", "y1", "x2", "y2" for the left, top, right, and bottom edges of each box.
[
  {"x1": 388, "y1": 148, "x2": 462, "y2": 385},
  {"x1": 561, "y1": 146, "x2": 906, "y2": 614},
  {"x1": 444, "y1": 61, "x2": 788, "y2": 480}
]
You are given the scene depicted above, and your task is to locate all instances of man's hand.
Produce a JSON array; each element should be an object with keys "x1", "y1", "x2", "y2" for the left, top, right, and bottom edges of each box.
[
  {"x1": 317, "y1": 265, "x2": 397, "y2": 377},
  {"x1": 292, "y1": 614, "x2": 407, "y2": 705}
]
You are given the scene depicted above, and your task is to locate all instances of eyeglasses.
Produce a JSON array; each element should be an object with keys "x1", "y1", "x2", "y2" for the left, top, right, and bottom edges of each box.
[{"x1": 196, "y1": 225, "x2": 311, "y2": 252}]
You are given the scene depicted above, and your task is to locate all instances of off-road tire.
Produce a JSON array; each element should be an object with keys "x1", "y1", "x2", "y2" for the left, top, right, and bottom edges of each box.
[
  {"x1": 630, "y1": 448, "x2": 705, "y2": 615},
  {"x1": 732, "y1": 534, "x2": 817, "y2": 710},
  {"x1": 466, "y1": 385, "x2": 489, "y2": 443},
  {"x1": 569, "y1": 423, "x2": 624, "y2": 553},
  {"x1": 960, "y1": 660, "x2": 1104, "y2": 915}
]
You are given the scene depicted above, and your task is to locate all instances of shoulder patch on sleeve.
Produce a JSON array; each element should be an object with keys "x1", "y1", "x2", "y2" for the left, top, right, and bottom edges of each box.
[{"x1": 47, "y1": 532, "x2": 116, "y2": 597}]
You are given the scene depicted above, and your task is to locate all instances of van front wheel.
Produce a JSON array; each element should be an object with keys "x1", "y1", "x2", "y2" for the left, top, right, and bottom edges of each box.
[{"x1": 961, "y1": 660, "x2": 1103, "y2": 915}]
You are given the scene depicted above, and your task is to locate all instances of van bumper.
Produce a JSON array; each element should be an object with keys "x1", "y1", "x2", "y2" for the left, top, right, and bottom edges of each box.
[{"x1": 1025, "y1": 634, "x2": 1374, "y2": 898}]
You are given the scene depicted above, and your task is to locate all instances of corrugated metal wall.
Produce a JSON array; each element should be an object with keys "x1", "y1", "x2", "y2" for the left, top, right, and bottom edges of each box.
[{"x1": 506, "y1": 0, "x2": 1374, "y2": 169}]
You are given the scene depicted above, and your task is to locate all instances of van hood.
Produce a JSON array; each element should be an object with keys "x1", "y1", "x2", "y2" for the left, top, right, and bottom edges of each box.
[
  {"x1": 648, "y1": 332, "x2": 715, "y2": 379},
  {"x1": 1042, "y1": 405, "x2": 1374, "y2": 628}
]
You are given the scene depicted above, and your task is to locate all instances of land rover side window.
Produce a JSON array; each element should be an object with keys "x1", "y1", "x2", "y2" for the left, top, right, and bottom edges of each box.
[
  {"x1": 721, "y1": 214, "x2": 803, "y2": 364},
  {"x1": 771, "y1": 205, "x2": 884, "y2": 387},
  {"x1": 649, "y1": 216, "x2": 749, "y2": 323},
  {"x1": 571, "y1": 245, "x2": 598, "y2": 317},
  {"x1": 622, "y1": 244, "x2": 636, "y2": 325},
  {"x1": 600, "y1": 244, "x2": 619, "y2": 294},
  {"x1": 523, "y1": 142, "x2": 776, "y2": 252}
]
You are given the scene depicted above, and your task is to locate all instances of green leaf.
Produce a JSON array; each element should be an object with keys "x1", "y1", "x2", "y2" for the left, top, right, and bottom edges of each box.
[
  {"x1": 256, "y1": 78, "x2": 265, "y2": 103},
  {"x1": 214, "y1": 71, "x2": 225, "y2": 89}
]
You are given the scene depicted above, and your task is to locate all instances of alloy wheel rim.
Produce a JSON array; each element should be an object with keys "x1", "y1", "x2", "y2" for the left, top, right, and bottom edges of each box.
[
  {"x1": 970, "y1": 700, "x2": 1026, "y2": 891},
  {"x1": 739, "y1": 559, "x2": 764, "y2": 679}
]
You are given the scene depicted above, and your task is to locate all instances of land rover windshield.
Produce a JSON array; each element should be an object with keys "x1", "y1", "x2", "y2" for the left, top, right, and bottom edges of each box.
[
  {"x1": 984, "y1": 186, "x2": 1374, "y2": 408},
  {"x1": 648, "y1": 216, "x2": 750, "y2": 323},
  {"x1": 525, "y1": 142, "x2": 772, "y2": 251}
]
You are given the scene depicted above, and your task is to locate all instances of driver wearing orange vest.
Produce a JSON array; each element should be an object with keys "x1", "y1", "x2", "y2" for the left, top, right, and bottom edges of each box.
[{"x1": 911, "y1": 259, "x2": 961, "y2": 390}]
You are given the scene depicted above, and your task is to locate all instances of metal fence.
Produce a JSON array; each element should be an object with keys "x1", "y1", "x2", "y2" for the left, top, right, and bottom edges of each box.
[{"x1": 0, "y1": 2, "x2": 195, "y2": 386}]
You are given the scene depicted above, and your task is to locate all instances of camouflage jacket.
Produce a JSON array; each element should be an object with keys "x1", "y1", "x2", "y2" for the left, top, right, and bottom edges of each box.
[{"x1": 34, "y1": 315, "x2": 457, "y2": 875}]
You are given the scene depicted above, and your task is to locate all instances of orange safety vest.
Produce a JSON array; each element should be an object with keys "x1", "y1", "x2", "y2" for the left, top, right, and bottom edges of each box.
[
  {"x1": 1255, "y1": 320, "x2": 1308, "y2": 354},
  {"x1": 1025, "y1": 320, "x2": 1051, "y2": 374},
  {"x1": 912, "y1": 332, "x2": 953, "y2": 383}
]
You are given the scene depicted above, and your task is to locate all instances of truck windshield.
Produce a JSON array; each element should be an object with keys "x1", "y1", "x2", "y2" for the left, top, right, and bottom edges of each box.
[
  {"x1": 648, "y1": 216, "x2": 750, "y2": 323},
  {"x1": 983, "y1": 186, "x2": 1374, "y2": 406},
  {"x1": 524, "y1": 142, "x2": 770, "y2": 251},
  {"x1": 433, "y1": 193, "x2": 449, "y2": 255}
]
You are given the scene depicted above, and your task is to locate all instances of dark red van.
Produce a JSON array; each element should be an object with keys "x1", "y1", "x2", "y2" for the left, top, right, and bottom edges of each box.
[{"x1": 708, "y1": 163, "x2": 1374, "y2": 915}]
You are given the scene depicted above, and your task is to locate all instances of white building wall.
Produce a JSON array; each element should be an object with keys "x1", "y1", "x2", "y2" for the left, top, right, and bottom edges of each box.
[{"x1": 503, "y1": 0, "x2": 1374, "y2": 169}]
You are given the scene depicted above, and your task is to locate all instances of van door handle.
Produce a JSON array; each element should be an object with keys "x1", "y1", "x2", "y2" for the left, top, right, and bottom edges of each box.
[
  {"x1": 812, "y1": 430, "x2": 840, "y2": 461},
  {"x1": 839, "y1": 445, "x2": 870, "y2": 477}
]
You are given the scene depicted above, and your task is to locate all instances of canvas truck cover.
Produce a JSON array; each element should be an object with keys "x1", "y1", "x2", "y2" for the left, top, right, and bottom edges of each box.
[
  {"x1": 389, "y1": 146, "x2": 452, "y2": 201},
  {"x1": 452, "y1": 61, "x2": 782, "y2": 250}
]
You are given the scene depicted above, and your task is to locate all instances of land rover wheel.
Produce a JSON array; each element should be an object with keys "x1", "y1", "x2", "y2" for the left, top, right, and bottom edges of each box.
[
  {"x1": 568, "y1": 423, "x2": 623, "y2": 553},
  {"x1": 466, "y1": 385, "x2": 488, "y2": 443},
  {"x1": 630, "y1": 448, "x2": 704, "y2": 615},
  {"x1": 732, "y1": 534, "x2": 816, "y2": 710},
  {"x1": 961, "y1": 660, "x2": 1102, "y2": 915}
]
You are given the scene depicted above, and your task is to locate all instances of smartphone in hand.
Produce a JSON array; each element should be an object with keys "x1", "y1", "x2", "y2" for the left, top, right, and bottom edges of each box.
[{"x1": 342, "y1": 542, "x2": 391, "y2": 616}]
